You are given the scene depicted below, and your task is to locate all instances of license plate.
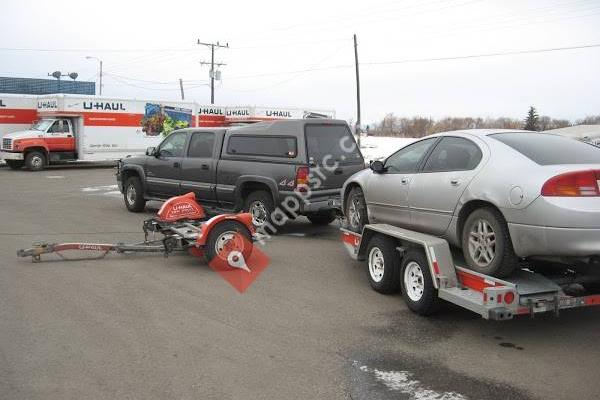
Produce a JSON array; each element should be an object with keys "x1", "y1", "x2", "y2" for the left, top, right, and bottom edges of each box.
[{"x1": 330, "y1": 198, "x2": 342, "y2": 208}]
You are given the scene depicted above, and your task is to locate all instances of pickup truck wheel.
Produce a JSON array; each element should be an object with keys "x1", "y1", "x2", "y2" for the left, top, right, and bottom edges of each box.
[
  {"x1": 244, "y1": 190, "x2": 274, "y2": 228},
  {"x1": 345, "y1": 187, "x2": 368, "y2": 233},
  {"x1": 461, "y1": 207, "x2": 518, "y2": 278},
  {"x1": 25, "y1": 151, "x2": 46, "y2": 171},
  {"x1": 306, "y1": 211, "x2": 336, "y2": 226},
  {"x1": 366, "y1": 235, "x2": 400, "y2": 294},
  {"x1": 124, "y1": 176, "x2": 146, "y2": 212},
  {"x1": 205, "y1": 220, "x2": 252, "y2": 263},
  {"x1": 400, "y1": 249, "x2": 440, "y2": 315},
  {"x1": 6, "y1": 160, "x2": 24, "y2": 170}
]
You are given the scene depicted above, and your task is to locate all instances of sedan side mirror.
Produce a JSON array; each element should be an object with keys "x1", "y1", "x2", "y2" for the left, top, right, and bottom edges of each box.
[
  {"x1": 146, "y1": 147, "x2": 156, "y2": 156},
  {"x1": 370, "y1": 160, "x2": 385, "y2": 173}
]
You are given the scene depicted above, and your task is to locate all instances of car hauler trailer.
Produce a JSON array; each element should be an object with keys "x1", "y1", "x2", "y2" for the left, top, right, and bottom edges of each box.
[
  {"x1": 341, "y1": 224, "x2": 600, "y2": 320},
  {"x1": 0, "y1": 93, "x2": 335, "y2": 170}
]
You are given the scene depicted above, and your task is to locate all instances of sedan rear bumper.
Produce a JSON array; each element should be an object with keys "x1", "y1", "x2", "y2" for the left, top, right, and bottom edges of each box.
[{"x1": 508, "y1": 223, "x2": 600, "y2": 258}]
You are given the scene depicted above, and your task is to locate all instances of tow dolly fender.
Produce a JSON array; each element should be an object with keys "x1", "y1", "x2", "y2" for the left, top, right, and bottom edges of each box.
[{"x1": 195, "y1": 212, "x2": 255, "y2": 246}]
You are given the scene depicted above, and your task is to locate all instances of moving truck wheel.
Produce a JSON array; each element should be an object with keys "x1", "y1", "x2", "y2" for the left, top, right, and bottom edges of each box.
[
  {"x1": 124, "y1": 177, "x2": 146, "y2": 212},
  {"x1": 6, "y1": 160, "x2": 24, "y2": 170},
  {"x1": 25, "y1": 151, "x2": 46, "y2": 171}
]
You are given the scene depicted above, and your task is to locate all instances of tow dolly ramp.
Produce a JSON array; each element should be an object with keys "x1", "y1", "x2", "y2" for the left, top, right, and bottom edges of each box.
[{"x1": 342, "y1": 224, "x2": 600, "y2": 320}]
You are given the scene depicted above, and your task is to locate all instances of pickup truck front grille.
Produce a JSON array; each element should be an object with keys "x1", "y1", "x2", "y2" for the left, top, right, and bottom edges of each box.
[{"x1": 2, "y1": 138, "x2": 12, "y2": 151}]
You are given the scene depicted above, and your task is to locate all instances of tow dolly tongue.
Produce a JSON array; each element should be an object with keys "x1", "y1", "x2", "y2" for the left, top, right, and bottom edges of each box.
[{"x1": 227, "y1": 250, "x2": 251, "y2": 273}]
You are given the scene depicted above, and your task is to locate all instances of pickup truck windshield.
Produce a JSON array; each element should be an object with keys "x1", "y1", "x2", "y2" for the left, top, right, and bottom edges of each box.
[{"x1": 32, "y1": 120, "x2": 54, "y2": 131}]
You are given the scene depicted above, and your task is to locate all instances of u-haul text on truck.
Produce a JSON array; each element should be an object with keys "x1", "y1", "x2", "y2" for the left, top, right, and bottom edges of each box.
[{"x1": 0, "y1": 94, "x2": 334, "y2": 171}]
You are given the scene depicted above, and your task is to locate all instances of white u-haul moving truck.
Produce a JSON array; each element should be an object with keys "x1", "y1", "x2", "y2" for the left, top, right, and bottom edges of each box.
[{"x1": 0, "y1": 94, "x2": 334, "y2": 171}]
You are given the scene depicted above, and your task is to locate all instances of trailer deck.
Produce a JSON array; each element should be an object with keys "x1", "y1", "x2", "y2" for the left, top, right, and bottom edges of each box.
[{"x1": 342, "y1": 224, "x2": 600, "y2": 320}]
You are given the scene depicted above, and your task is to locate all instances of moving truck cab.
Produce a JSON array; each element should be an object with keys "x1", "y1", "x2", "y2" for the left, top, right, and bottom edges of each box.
[{"x1": 1, "y1": 118, "x2": 76, "y2": 170}]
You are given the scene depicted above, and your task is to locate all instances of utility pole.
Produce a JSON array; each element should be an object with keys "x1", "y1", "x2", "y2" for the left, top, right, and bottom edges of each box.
[
  {"x1": 99, "y1": 60, "x2": 103, "y2": 96},
  {"x1": 197, "y1": 40, "x2": 228, "y2": 104},
  {"x1": 353, "y1": 34, "x2": 362, "y2": 147},
  {"x1": 179, "y1": 78, "x2": 185, "y2": 100}
]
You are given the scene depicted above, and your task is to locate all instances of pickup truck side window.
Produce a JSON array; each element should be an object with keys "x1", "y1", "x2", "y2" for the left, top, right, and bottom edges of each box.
[
  {"x1": 188, "y1": 132, "x2": 215, "y2": 158},
  {"x1": 422, "y1": 137, "x2": 482, "y2": 172},
  {"x1": 48, "y1": 121, "x2": 62, "y2": 134},
  {"x1": 227, "y1": 135, "x2": 297, "y2": 158},
  {"x1": 157, "y1": 132, "x2": 187, "y2": 158},
  {"x1": 384, "y1": 137, "x2": 437, "y2": 174}
]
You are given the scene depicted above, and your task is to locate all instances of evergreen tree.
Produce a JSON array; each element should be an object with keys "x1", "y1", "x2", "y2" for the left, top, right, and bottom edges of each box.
[{"x1": 523, "y1": 106, "x2": 539, "y2": 131}]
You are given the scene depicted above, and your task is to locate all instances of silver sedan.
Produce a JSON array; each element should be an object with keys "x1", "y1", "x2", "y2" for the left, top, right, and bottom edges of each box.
[{"x1": 342, "y1": 129, "x2": 600, "y2": 277}]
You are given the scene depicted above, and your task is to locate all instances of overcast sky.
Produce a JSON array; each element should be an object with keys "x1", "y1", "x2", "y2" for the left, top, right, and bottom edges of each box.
[{"x1": 1, "y1": 0, "x2": 599, "y2": 124}]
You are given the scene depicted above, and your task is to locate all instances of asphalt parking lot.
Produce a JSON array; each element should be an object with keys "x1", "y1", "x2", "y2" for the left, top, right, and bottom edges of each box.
[{"x1": 1, "y1": 166, "x2": 599, "y2": 400}]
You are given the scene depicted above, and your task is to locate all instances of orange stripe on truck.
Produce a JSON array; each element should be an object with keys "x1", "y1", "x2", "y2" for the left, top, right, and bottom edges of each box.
[{"x1": 0, "y1": 108, "x2": 38, "y2": 124}]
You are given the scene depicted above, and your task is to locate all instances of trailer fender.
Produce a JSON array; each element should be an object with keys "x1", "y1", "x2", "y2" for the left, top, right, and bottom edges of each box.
[
  {"x1": 196, "y1": 212, "x2": 255, "y2": 246},
  {"x1": 357, "y1": 224, "x2": 459, "y2": 289}
]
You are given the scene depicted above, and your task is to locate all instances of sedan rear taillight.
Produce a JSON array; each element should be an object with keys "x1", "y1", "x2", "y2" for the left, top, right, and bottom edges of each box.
[{"x1": 541, "y1": 170, "x2": 600, "y2": 197}]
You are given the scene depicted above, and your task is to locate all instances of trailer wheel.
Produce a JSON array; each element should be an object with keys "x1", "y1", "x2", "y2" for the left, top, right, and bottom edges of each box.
[
  {"x1": 25, "y1": 151, "x2": 46, "y2": 171},
  {"x1": 400, "y1": 249, "x2": 440, "y2": 315},
  {"x1": 366, "y1": 235, "x2": 400, "y2": 294},
  {"x1": 205, "y1": 220, "x2": 253, "y2": 263},
  {"x1": 124, "y1": 176, "x2": 146, "y2": 212},
  {"x1": 6, "y1": 160, "x2": 24, "y2": 170}
]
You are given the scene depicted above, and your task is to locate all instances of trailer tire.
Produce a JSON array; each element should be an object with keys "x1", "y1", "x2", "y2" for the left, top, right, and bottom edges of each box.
[
  {"x1": 400, "y1": 249, "x2": 440, "y2": 315},
  {"x1": 6, "y1": 160, "x2": 24, "y2": 170},
  {"x1": 124, "y1": 176, "x2": 146, "y2": 212},
  {"x1": 345, "y1": 187, "x2": 368, "y2": 233},
  {"x1": 205, "y1": 220, "x2": 253, "y2": 263},
  {"x1": 366, "y1": 235, "x2": 400, "y2": 294},
  {"x1": 25, "y1": 151, "x2": 46, "y2": 171}
]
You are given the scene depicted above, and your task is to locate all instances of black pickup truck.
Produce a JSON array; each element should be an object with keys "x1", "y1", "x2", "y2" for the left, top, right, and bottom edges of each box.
[{"x1": 116, "y1": 119, "x2": 364, "y2": 227}]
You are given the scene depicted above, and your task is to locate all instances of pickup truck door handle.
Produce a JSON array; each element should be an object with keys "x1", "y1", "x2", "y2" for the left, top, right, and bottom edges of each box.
[
  {"x1": 201, "y1": 164, "x2": 209, "y2": 170},
  {"x1": 173, "y1": 162, "x2": 181, "y2": 168}
]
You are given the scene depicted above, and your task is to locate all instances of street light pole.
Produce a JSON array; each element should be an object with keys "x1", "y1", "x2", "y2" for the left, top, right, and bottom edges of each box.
[{"x1": 86, "y1": 56, "x2": 103, "y2": 96}]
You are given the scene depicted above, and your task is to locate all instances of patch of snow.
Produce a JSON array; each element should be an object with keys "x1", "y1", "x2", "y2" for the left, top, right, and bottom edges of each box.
[
  {"x1": 356, "y1": 362, "x2": 468, "y2": 400},
  {"x1": 358, "y1": 136, "x2": 417, "y2": 163},
  {"x1": 81, "y1": 184, "x2": 119, "y2": 192}
]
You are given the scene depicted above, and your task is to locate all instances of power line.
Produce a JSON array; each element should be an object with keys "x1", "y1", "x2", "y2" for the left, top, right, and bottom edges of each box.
[{"x1": 226, "y1": 42, "x2": 600, "y2": 81}]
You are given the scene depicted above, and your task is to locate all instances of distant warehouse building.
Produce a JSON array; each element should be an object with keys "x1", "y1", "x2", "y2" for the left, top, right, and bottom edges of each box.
[
  {"x1": 0, "y1": 77, "x2": 95, "y2": 95},
  {"x1": 548, "y1": 125, "x2": 600, "y2": 147}
]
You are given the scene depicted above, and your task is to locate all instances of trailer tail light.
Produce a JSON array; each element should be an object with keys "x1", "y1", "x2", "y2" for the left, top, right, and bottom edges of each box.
[
  {"x1": 541, "y1": 170, "x2": 600, "y2": 197},
  {"x1": 504, "y1": 291, "x2": 515, "y2": 305},
  {"x1": 295, "y1": 166, "x2": 310, "y2": 193}
]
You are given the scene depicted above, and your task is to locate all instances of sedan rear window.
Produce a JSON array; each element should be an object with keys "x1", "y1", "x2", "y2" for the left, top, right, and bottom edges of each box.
[{"x1": 491, "y1": 133, "x2": 600, "y2": 165}]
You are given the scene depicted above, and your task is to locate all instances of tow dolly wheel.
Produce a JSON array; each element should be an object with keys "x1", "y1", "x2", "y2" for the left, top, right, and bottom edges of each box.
[
  {"x1": 366, "y1": 235, "x2": 400, "y2": 294},
  {"x1": 400, "y1": 249, "x2": 440, "y2": 315},
  {"x1": 205, "y1": 220, "x2": 252, "y2": 263}
]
